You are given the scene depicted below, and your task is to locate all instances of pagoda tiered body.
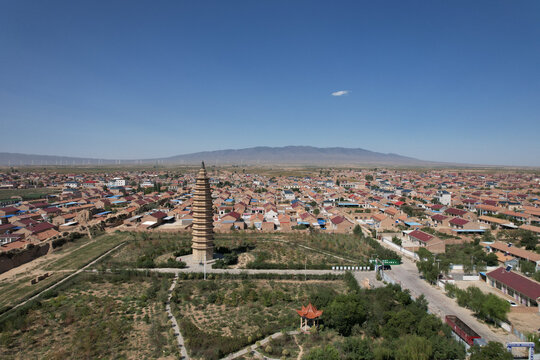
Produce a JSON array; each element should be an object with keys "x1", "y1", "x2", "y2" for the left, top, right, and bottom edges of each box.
[{"x1": 191, "y1": 162, "x2": 214, "y2": 262}]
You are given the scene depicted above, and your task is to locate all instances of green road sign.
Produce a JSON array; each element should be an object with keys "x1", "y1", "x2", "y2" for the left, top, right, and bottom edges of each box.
[
  {"x1": 381, "y1": 259, "x2": 400, "y2": 265},
  {"x1": 369, "y1": 259, "x2": 401, "y2": 265}
]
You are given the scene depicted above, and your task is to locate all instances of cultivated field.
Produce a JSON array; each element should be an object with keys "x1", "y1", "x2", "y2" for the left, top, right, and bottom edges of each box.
[
  {"x1": 170, "y1": 277, "x2": 347, "y2": 359},
  {"x1": 0, "y1": 232, "x2": 130, "y2": 314},
  {"x1": 0, "y1": 272, "x2": 178, "y2": 360}
]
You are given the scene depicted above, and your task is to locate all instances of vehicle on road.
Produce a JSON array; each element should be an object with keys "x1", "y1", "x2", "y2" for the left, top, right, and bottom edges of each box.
[{"x1": 445, "y1": 315, "x2": 482, "y2": 346}]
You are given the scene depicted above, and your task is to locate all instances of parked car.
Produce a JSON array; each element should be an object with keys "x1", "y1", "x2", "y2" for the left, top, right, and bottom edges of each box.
[{"x1": 507, "y1": 300, "x2": 518, "y2": 307}]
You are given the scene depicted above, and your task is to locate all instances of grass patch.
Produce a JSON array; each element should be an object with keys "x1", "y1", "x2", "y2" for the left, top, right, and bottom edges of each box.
[
  {"x1": 0, "y1": 187, "x2": 59, "y2": 202},
  {"x1": 44, "y1": 232, "x2": 130, "y2": 271}
]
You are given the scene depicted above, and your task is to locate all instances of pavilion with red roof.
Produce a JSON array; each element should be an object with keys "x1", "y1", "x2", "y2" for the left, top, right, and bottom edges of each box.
[{"x1": 296, "y1": 303, "x2": 323, "y2": 331}]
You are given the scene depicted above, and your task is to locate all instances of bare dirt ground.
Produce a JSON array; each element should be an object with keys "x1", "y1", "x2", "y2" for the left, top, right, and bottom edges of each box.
[
  {"x1": 232, "y1": 253, "x2": 255, "y2": 269},
  {"x1": 508, "y1": 310, "x2": 540, "y2": 335},
  {"x1": 0, "y1": 237, "x2": 96, "y2": 282},
  {"x1": 453, "y1": 279, "x2": 516, "y2": 301}
]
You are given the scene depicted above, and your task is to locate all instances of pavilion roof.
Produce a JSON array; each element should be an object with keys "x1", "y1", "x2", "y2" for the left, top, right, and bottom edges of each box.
[{"x1": 296, "y1": 303, "x2": 323, "y2": 319}]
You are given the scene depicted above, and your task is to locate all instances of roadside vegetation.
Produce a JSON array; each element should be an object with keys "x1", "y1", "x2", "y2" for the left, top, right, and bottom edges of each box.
[{"x1": 445, "y1": 283, "x2": 510, "y2": 324}]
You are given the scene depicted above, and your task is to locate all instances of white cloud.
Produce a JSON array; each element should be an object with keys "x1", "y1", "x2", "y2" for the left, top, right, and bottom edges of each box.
[{"x1": 331, "y1": 90, "x2": 349, "y2": 96}]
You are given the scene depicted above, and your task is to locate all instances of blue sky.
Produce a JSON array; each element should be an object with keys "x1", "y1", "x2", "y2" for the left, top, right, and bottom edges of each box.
[{"x1": 1, "y1": 1, "x2": 539, "y2": 165}]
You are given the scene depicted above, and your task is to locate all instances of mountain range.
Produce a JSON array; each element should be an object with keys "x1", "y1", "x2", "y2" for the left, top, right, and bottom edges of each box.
[{"x1": 0, "y1": 146, "x2": 441, "y2": 166}]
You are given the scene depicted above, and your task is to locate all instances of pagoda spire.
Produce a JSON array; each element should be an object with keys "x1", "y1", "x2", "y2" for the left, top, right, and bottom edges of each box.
[{"x1": 191, "y1": 161, "x2": 214, "y2": 261}]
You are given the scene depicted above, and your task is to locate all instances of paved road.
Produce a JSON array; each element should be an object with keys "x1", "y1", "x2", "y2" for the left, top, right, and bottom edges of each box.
[
  {"x1": 149, "y1": 266, "x2": 350, "y2": 276},
  {"x1": 383, "y1": 251, "x2": 519, "y2": 344},
  {"x1": 165, "y1": 274, "x2": 189, "y2": 359},
  {"x1": 353, "y1": 270, "x2": 385, "y2": 289}
]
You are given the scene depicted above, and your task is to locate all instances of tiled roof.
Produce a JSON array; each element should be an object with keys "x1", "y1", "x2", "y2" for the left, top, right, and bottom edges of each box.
[
  {"x1": 445, "y1": 208, "x2": 467, "y2": 216},
  {"x1": 408, "y1": 229, "x2": 434, "y2": 243},
  {"x1": 331, "y1": 216, "x2": 345, "y2": 225},
  {"x1": 431, "y1": 214, "x2": 448, "y2": 222},
  {"x1": 28, "y1": 222, "x2": 55, "y2": 234},
  {"x1": 488, "y1": 241, "x2": 540, "y2": 262},
  {"x1": 449, "y1": 217, "x2": 469, "y2": 226},
  {"x1": 296, "y1": 303, "x2": 323, "y2": 319},
  {"x1": 151, "y1": 211, "x2": 167, "y2": 219},
  {"x1": 487, "y1": 267, "x2": 540, "y2": 301}
]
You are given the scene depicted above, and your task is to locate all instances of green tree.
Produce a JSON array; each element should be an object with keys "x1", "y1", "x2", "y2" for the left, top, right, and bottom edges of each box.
[
  {"x1": 520, "y1": 260, "x2": 536, "y2": 275},
  {"x1": 304, "y1": 345, "x2": 340, "y2": 360},
  {"x1": 395, "y1": 335, "x2": 433, "y2": 360},
  {"x1": 341, "y1": 336, "x2": 374, "y2": 360},
  {"x1": 518, "y1": 230, "x2": 538, "y2": 250},
  {"x1": 324, "y1": 294, "x2": 366, "y2": 336},
  {"x1": 469, "y1": 342, "x2": 513, "y2": 360},
  {"x1": 382, "y1": 309, "x2": 417, "y2": 338},
  {"x1": 416, "y1": 249, "x2": 449, "y2": 284},
  {"x1": 430, "y1": 333, "x2": 466, "y2": 359},
  {"x1": 365, "y1": 174, "x2": 373, "y2": 182},
  {"x1": 485, "y1": 252, "x2": 499, "y2": 266},
  {"x1": 481, "y1": 230, "x2": 496, "y2": 243},
  {"x1": 482, "y1": 293, "x2": 510, "y2": 322}
]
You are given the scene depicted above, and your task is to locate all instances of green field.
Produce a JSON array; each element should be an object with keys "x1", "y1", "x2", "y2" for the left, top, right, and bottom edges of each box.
[
  {"x1": 0, "y1": 272, "x2": 69, "y2": 312},
  {"x1": 44, "y1": 232, "x2": 131, "y2": 271},
  {"x1": 0, "y1": 187, "x2": 60, "y2": 202},
  {"x1": 0, "y1": 232, "x2": 131, "y2": 314}
]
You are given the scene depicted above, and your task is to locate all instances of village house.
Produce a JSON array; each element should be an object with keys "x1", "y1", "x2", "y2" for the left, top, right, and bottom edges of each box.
[
  {"x1": 407, "y1": 229, "x2": 445, "y2": 254},
  {"x1": 328, "y1": 215, "x2": 354, "y2": 233},
  {"x1": 486, "y1": 268, "x2": 540, "y2": 307}
]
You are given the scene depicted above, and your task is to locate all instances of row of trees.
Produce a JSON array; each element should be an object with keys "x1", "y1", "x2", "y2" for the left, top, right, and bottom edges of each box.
[{"x1": 445, "y1": 283, "x2": 510, "y2": 323}]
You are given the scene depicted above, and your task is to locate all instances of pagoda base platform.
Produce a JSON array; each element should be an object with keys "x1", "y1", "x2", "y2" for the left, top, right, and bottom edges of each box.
[{"x1": 179, "y1": 253, "x2": 217, "y2": 269}]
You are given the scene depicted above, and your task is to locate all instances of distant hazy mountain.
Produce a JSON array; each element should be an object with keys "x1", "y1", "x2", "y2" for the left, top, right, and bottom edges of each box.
[
  {"x1": 0, "y1": 146, "x2": 438, "y2": 166},
  {"x1": 159, "y1": 146, "x2": 434, "y2": 166}
]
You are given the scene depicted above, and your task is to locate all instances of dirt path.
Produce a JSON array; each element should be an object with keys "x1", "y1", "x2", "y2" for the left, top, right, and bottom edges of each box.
[
  {"x1": 221, "y1": 330, "x2": 300, "y2": 360},
  {"x1": 165, "y1": 273, "x2": 189, "y2": 359},
  {"x1": 294, "y1": 334, "x2": 304, "y2": 360}
]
